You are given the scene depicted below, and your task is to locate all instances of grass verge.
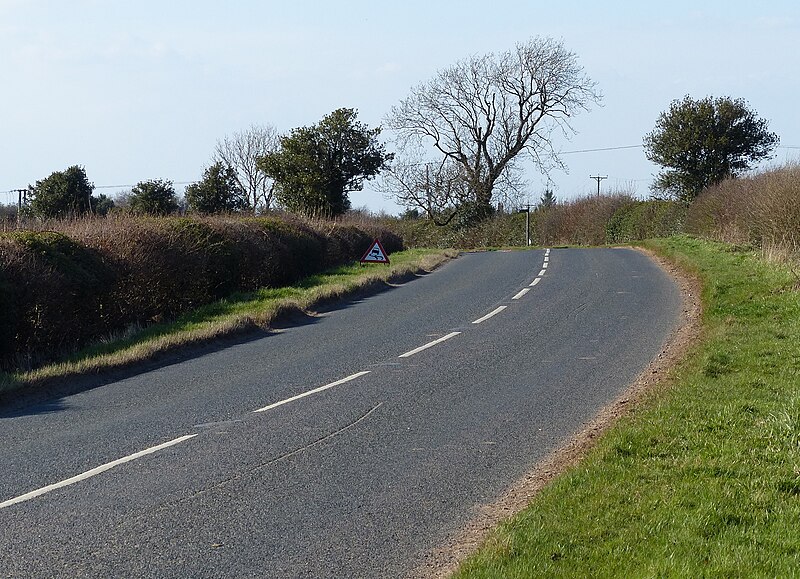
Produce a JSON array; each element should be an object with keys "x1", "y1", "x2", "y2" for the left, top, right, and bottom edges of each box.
[
  {"x1": 0, "y1": 248, "x2": 455, "y2": 398},
  {"x1": 454, "y1": 235, "x2": 800, "y2": 578}
]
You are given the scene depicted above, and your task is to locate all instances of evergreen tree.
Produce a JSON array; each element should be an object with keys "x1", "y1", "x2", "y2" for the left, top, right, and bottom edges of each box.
[
  {"x1": 185, "y1": 163, "x2": 248, "y2": 214},
  {"x1": 128, "y1": 179, "x2": 178, "y2": 216},
  {"x1": 644, "y1": 96, "x2": 779, "y2": 203}
]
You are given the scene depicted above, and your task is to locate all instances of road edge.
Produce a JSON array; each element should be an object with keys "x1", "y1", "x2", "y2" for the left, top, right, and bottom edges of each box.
[{"x1": 412, "y1": 245, "x2": 703, "y2": 579}]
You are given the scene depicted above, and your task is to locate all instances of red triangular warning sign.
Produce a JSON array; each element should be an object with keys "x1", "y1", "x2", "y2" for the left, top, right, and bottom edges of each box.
[{"x1": 360, "y1": 239, "x2": 390, "y2": 264}]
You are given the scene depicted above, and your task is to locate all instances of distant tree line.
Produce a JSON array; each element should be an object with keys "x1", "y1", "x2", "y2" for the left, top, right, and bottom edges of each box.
[
  {"x1": 21, "y1": 108, "x2": 391, "y2": 221},
  {"x1": 15, "y1": 38, "x2": 779, "y2": 224}
]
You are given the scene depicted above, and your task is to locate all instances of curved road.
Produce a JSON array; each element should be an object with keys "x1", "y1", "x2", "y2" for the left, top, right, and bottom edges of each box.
[{"x1": 0, "y1": 248, "x2": 680, "y2": 578}]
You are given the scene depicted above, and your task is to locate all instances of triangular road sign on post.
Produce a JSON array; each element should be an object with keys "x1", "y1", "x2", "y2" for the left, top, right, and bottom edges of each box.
[{"x1": 360, "y1": 239, "x2": 390, "y2": 264}]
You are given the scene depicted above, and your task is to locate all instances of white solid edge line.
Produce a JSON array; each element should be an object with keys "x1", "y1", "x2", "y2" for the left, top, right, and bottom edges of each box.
[
  {"x1": 399, "y1": 332, "x2": 461, "y2": 358},
  {"x1": 0, "y1": 434, "x2": 198, "y2": 510},
  {"x1": 472, "y1": 305, "x2": 507, "y2": 324},
  {"x1": 538, "y1": 268, "x2": 547, "y2": 277},
  {"x1": 254, "y1": 371, "x2": 371, "y2": 413},
  {"x1": 512, "y1": 288, "x2": 531, "y2": 300},
  {"x1": 529, "y1": 277, "x2": 541, "y2": 287}
]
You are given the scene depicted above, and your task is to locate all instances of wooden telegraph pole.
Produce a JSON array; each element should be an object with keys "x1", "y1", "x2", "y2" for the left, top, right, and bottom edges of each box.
[
  {"x1": 589, "y1": 175, "x2": 607, "y2": 197},
  {"x1": 12, "y1": 189, "x2": 27, "y2": 229}
]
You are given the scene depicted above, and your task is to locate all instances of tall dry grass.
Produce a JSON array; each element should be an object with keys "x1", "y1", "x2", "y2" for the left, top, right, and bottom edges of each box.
[
  {"x1": 687, "y1": 163, "x2": 800, "y2": 259},
  {"x1": 536, "y1": 194, "x2": 637, "y2": 246}
]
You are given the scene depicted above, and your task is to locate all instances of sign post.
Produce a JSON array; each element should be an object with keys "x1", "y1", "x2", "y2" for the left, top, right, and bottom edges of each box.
[
  {"x1": 360, "y1": 239, "x2": 390, "y2": 265},
  {"x1": 517, "y1": 205, "x2": 531, "y2": 246}
]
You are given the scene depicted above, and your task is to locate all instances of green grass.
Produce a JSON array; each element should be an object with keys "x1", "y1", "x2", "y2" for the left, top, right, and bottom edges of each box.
[
  {"x1": 0, "y1": 248, "x2": 454, "y2": 396},
  {"x1": 455, "y1": 235, "x2": 800, "y2": 578}
]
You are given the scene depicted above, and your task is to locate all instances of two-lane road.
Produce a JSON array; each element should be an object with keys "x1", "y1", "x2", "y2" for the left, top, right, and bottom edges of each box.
[{"x1": 0, "y1": 248, "x2": 681, "y2": 578}]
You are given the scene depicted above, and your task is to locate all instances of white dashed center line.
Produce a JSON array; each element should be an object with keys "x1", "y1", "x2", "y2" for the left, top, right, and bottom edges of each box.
[
  {"x1": 472, "y1": 306, "x2": 508, "y2": 324},
  {"x1": 0, "y1": 434, "x2": 198, "y2": 510},
  {"x1": 254, "y1": 371, "x2": 372, "y2": 413},
  {"x1": 512, "y1": 288, "x2": 531, "y2": 300},
  {"x1": 399, "y1": 332, "x2": 461, "y2": 358}
]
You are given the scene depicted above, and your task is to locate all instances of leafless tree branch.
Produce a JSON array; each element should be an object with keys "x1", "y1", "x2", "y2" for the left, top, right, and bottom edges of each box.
[
  {"x1": 386, "y1": 37, "x2": 600, "y2": 218},
  {"x1": 213, "y1": 124, "x2": 279, "y2": 215}
]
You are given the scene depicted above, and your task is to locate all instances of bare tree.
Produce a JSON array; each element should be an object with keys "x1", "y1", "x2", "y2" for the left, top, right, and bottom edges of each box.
[
  {"x1": 381, "y1": 145, "x2": 527, "y2": 224},
  {"x1": 386, "y1": 37, "x2": 600, "y2": 219},
  {"x1": 378, "y1": 146, "x2": 469, "y2": 225},
  {"x1": 213, "y1": 124, "x2": 279, "y2": 214}
]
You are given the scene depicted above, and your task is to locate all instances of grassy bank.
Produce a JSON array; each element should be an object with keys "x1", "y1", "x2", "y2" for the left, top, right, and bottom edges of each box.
[
  {"x1": 455, "y1": 235, "x2": 800, "y2": 577},
  {"x1": 0, "y1": 248, "x2": 454, "y2": 398}
]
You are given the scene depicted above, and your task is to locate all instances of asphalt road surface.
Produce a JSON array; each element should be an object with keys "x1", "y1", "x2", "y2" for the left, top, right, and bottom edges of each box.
[{"x1": 0, "y1": 248, "x2": 681, "y2": 578}]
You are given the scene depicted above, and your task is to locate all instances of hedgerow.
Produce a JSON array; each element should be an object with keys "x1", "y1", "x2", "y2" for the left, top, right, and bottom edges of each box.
[{"x1": 0, "y1": 214, "x2": 401, "y2": 371}]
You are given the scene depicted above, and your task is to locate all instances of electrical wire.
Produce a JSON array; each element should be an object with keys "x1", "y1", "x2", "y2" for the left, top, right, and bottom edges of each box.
[
  {"x1": 3, "y1": 144, "x2": 797, "y2": 194},
  {"x1": 560, "y1": 145, "x2": 643, "y2": 154}
]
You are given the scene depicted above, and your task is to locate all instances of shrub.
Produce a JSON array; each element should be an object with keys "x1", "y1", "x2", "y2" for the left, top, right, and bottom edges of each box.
[
  {"x1": 0, "y1": 231, "x2": 117, "y2": 369},
  {"x1": 535, "y1": 194, "x2": 636, "y2": 246},
  {"x1": 0, "y1": 214, "x2": 404, "y2": 371},
  {"x1": 687, "y1": 163, "x2": 800, "y2": 256},
  {"x1": 606, "y1": 200, "x2": 686, "y2": 243}
]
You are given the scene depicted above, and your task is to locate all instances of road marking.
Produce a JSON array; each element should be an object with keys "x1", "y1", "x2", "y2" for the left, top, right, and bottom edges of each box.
[
  {"x1": 544, "y1": 256, "x2": 549, "y2": 262},
  {"x1": 542, "y1": 261, "x2": 549, "y2": 269},
  {"x1": 512, "y1": 288, "x2": 531, "y2": 300},
  {"x1": 0, "y1": 434, "x2": 198, "y2": 510},
  {"x1": 472, "y1": 306, "x2": 507, "y2": 324},
  {"x1": 529, "y1": 277, "x2": 541, "y2": 287},
  {"x1": 399, "y1": 332, "x2": 461, "y2": 358},
  {"x1": 538, "y1": 268, "x2": 547, "y2": 277},
  {"x1": 254, "y1": 371, "x2": 371, "y2": 413}
]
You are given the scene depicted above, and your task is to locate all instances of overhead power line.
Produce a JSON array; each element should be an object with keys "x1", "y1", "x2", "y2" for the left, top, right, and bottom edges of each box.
[
  {"x1": 561, "y1": 145, "x2": 643, "y2": 154},
  {"x1": 2, "y1": 181, "x2": 198, "y2": 195},
  {"x1": 4, "y1": 144, "x2": 795, "y2": 195},
  {"x1": 93, "y1": 181, "x2": 198, "y2": 190}
]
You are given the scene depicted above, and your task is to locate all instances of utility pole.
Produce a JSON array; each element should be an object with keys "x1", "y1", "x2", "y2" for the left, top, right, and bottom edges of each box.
[
  {"x1": 12, "y1": 189, "x2": 27, "y2": 230},
  {"x1": 589, "y1": 175, "x2": 607, "y2": 197},
  {"x1": 517, "y1": 204, "x2": 532, "y2": 246}
]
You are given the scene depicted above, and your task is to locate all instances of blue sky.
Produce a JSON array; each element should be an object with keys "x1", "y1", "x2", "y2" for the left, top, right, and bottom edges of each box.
[{"x1": 2, "y1": 1, "x2": 798, "y2": 213}]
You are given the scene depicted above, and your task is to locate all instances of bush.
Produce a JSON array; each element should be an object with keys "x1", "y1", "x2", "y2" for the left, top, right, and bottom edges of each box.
[
  {"x1": 687, "y1": 163, "x2": 800, "y2": 256},
  {"x1": 535, "y1": 194, "x2": 636, "y2": 246},
  {"x1": 606, "y1": 200, "x2": 686, "y2": 243},
  {"x1": 384, "y1": 196, "x2": 686, "y2": 250},
  {"x1": 0, "y1": 232, "x2": 117, "y2": 369},
  {"x1": 384, "y1": 212, "x2": 527, "y2": 249}
]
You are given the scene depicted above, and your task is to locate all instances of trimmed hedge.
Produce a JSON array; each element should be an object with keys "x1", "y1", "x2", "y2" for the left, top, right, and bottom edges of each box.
[
  {"x1": 0, "y1": 215, "x2": 402, "y2": 371},
  {"x1": 605, "y1": 200, "x2": 686, "y2": 243},
  {"x1": 686, "y1": 163, "x2": 800, "y2": 253},
  {"x1": 386, "y1": 197, "x2": 686, "y2": 249}
]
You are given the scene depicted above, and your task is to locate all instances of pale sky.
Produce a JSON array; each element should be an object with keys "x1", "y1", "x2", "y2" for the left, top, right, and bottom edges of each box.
[{"x1": 2, "y1": 1, "x2": 798, "y2": 214}]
